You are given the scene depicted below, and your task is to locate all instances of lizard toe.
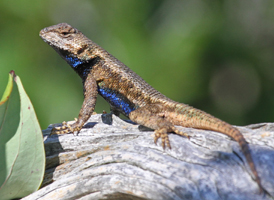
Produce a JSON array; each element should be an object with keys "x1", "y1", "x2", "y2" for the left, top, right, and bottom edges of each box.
[
  {"x1": 50, "y1": 118, "x2": 79, "y2": 136},
  {"x1": 171, "y1": 126, "x2": 190, "y2": 139}
]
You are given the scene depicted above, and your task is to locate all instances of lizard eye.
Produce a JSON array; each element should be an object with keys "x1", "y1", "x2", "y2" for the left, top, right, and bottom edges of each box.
[
  {"x1": 61, "y1": 31, "x2": 69, "y2": 35},
  {"x1": 60, "y1": 28, "x2": 77, "y2": 37}
]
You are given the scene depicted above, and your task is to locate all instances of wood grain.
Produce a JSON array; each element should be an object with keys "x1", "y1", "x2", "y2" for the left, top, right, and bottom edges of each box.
[{"x1": 23, "y1": 114, "x2": 274, "y2": 200}]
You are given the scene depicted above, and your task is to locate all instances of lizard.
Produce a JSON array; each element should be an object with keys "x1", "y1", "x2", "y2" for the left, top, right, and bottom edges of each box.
[{"x1": 39, "y1": 23, "x2": 264, "y2": 193}]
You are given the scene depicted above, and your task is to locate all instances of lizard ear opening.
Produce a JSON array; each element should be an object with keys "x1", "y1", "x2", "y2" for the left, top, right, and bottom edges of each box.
[{"x1": 86, "y1": 56, "x2": 100, "y2": 67}]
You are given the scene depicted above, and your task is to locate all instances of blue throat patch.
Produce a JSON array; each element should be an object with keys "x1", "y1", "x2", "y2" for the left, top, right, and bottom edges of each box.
[{"x1": 65, "y1": 56, "x2": 84, "y2": 68}]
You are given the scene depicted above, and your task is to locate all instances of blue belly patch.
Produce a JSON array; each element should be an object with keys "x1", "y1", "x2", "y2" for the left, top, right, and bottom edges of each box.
[{"x1": 98, "y1": 87, "x2": 136, "y2": 116}]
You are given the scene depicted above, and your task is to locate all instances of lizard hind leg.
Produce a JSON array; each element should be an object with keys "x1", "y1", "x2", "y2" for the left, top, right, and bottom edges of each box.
[
  {"x1": 129, "y1": 104, "x2": 190, "y2": 149},
  {"x1": 154, "y1": 125, "x2": 190, "y2": 149}
]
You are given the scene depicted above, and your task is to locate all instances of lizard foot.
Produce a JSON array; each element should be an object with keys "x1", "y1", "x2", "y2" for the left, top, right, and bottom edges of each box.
[
  {"x1": 154, "y1": 127, "x2": 171, "y2": 149},
  {"x1": 154, "y1": 126, "x2": 190, "y2": 149},
  {"x1": 50, "y1": 118, "x2": 81, "y2": 136}
]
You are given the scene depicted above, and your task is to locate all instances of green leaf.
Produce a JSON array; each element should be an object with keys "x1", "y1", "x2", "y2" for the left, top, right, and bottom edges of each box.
[
  {"x1": 0, "y1": 71, "x2": 45, "y2": 200},
  {"x1": 0, "y1": 72, "x2": 13, "y2": 103}
]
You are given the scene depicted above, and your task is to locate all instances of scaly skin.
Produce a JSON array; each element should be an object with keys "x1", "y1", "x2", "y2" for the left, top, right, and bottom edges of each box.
[{"x1": 39, "y1": 23, "x2": 264, "y2": 193}]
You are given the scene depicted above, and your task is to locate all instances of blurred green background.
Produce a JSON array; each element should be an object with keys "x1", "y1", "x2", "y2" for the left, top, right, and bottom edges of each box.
[{"x1": 1, "y1": 0, "x2": 274, "y2": 130}]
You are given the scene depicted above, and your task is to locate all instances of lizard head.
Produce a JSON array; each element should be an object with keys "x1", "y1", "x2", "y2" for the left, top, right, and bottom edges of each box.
[{"x1": 39, "y1": 23, "x2": 97, "y2": 69}]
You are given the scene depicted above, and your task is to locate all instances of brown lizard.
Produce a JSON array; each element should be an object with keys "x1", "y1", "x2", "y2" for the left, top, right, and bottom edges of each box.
[{"x1": 39, "y1": 23, "x2": 264, "y2": 193}]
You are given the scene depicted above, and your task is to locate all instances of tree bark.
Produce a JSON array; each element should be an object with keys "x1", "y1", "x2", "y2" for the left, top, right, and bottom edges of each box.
[{"x1": 23, "y1": 114, "x2": 274, "y2": 200}]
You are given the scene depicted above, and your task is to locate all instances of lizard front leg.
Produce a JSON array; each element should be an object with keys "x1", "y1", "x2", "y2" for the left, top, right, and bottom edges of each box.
[
  {"x1": 129, "y1": 104, "x2": 190, "y2": 149},
  {"x1": 51, "y1": 73, "x2": 98, "y2": 135}
]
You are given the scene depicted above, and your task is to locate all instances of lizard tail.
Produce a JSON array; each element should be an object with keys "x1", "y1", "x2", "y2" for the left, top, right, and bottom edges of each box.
[
  {"x1": 171, "y1": 104, "x2": 264, "y2": 193},
  {"x1": 220, "y1": 123, "x2": 263, "y2": 193}
]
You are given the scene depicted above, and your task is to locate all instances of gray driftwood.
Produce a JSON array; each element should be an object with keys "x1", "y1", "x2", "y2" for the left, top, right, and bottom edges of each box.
[{"x1": 23, "y1": 114, "x2": 274, "y2": 200}]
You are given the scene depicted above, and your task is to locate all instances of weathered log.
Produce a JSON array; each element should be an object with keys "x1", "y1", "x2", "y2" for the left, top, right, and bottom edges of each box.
[{"x1": 23, "y1": 114, "x2": 274, "y2": 200}]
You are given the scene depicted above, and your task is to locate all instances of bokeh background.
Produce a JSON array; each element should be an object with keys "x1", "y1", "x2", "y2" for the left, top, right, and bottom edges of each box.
[{"x1": 1, "y1": 0, "x2": 274, "y2": 129}]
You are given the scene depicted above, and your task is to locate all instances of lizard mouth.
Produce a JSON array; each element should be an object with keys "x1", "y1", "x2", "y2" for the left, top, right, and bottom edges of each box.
[
  {"x1": 39, "y1": 29, "x2": 48, "y2": 42},
  {"x1": 39, "y1": 29, "x2": 72, "y2": 52},
  {"x1": 39, "y1": 29, "x2": 57, "y2": 47}
]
